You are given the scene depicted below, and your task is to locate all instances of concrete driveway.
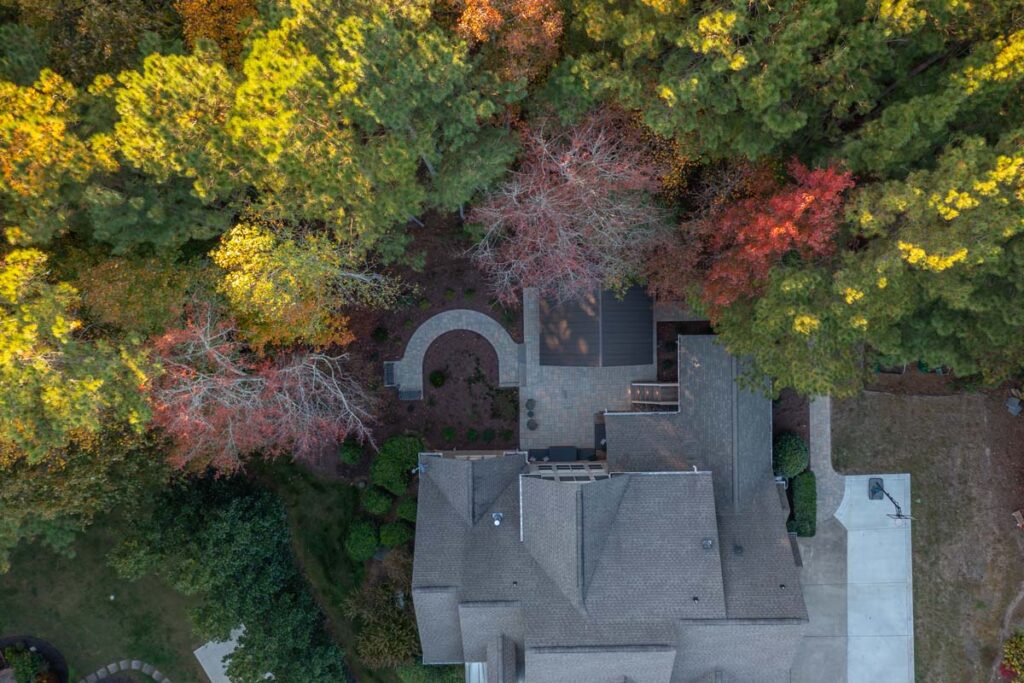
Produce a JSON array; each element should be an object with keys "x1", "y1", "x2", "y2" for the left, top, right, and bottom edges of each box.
[
  {"x1": 835, "y1": 474, "x2": 914, "y2": 683},
  {"x1": 793, "y1": 398, "x2": 915, "y2": 683}
]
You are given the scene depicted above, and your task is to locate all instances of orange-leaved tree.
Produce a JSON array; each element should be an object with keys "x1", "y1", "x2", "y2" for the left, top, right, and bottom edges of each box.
[
  {"x1": 174, "y1": 0, "x2": 257, "y2": 66},
  {"x1": 648, "y1": 160, "x2": 854, "y2": 315},
  {"x1": 451, "y1": 0, "x2": 563, "y2": 82}
]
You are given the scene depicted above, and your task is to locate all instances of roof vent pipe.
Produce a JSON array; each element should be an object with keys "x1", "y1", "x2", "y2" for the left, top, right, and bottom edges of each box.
[{"x1": 492, "y1": 512, "x2": 504, "y2": 527}]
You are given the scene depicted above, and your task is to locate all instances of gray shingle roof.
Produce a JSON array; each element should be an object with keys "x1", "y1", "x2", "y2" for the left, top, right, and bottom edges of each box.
[
  {"x1": 487, "y1": 635, "x2": 518, "y2": 683},
  {"x1": 526, "y1": 645, "x2": 677, "y2": 683},
  {"x1": 411, "y1": 335, "x2": 807, "y2": 681}
]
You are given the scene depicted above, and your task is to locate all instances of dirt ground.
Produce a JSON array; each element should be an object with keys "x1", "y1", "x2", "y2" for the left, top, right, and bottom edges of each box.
[{"x1": 832, "y1": 389, "x2": 1024, "y2": 682}]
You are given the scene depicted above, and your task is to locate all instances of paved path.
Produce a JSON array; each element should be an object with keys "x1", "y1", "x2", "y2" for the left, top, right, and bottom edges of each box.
[
  {"x1": 387, "y1": 309, "x2": 521, "y2": 400},
  {"x1": 78, "y1": 660, "x2": 169, "y2": 683}
]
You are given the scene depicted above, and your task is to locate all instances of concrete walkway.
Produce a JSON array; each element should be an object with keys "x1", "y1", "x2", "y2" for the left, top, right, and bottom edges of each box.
[{"x1": 386, "y1": 309, "x2": 521, "y2": 400}]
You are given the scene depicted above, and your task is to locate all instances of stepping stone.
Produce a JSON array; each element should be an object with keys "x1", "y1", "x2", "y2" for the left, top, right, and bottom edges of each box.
[
  {"x1": 107, "y1": 664, "x2": 119, "y2": 675},
  {"x1": 85, "y1": 675, "x2": 97, "y2": 683},
  {"x1": 96, "y1": 670, "x2": 108, "y2": 680},
  {"x1": 153, "y1": 671, "x2": 165, "y2": 682},
  {"x1": 131, "y1": 661, "x2": 142, "y2": 671},
  {"x1": 119, "y1": 661, "x2": 130, "y2": 671},
  {"x1": 142, "y1": 664, "x2": 154, "y2": 676}
]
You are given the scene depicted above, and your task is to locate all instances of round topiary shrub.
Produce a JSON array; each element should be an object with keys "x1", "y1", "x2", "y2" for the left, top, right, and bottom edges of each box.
[
  {"x1": 339, "y1": 440, "x2": 363, "y2": 465},
  {"x1": 441, "y1": 426, "x2": 456, "y2": 441},
  {"x1": 429, "y1": 370, "x2": 446, "y2": 388},
  {"x1": 345, "y1": 521, "x2": 379, "y2": 562},
  {"x1": 396, "y1": 498, "x2": 417, "y2": 522},
  {"x1": 380, "y1": 521, "x2": 414, "y2": 547},
  {"x1": 371, "y1": 435, "x2": 425, "y2": 495},
  {"x1": 361, "y1": 487, "x2": 393, "y2": 517},
  {"x1": 466, "y1": 428, "x2": 479, "y2": 442},
  {"x1": 773, "y1": 432, "x2": 809, "y2": 478}
]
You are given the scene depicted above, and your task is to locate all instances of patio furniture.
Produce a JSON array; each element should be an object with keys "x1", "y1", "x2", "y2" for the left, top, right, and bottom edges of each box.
[
  {"x1": 525, "y1": 398, "x2": 536, "y2": 410},
  {"x1": 527, "y1": 418, "x2": 538, "y2": 431}
]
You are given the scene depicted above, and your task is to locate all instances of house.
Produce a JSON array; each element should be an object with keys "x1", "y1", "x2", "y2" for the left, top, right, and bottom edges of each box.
[{"x1": 406, "y1": 289, "x2": 809, "y2": 682}]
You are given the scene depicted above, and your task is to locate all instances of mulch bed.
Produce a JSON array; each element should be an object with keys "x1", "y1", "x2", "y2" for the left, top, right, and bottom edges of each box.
[
  {"x1": 307, "y1": 212, "x2": 521, "y2": 479},
  {"x1": 0, "y1": 636, "x2": 69, "y2": 683}
]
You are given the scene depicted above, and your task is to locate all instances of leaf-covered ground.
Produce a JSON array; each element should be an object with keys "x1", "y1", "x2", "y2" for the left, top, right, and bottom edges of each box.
[{"x1": 833, "y1": 390, "x2": 1024, "y2": 682}]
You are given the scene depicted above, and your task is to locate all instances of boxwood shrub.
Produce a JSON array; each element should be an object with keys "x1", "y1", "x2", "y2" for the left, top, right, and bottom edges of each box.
[
  {"x1": 345, "y1": 521, "x2": 378, "y2": 562},
  {"x1": 396, "y1": 497, "x2": 417, "y2": 522},
  {"x1": 787, "y1": 471, "x2": 817, "y2": 537},
  {"x1": 380, "y1": 521, "x2": 414, "y2": 547},
  {"x1": 339, "y1": 440, "x2": 363, "y2": 465},
  {"x1": 371, "y1": 435, "x2": 424, "y2": 495},
  {"x1": 773, "y1": 432, "x2": 809, "y2": 479},
  {"x1": 361, "y1": 487, "x2": 393, "y2": 517}
]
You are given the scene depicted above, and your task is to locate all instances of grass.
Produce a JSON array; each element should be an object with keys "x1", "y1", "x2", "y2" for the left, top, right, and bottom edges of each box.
[
  {"x1": 0, "y1": 518, "x2": 205, "y2": 683},
  {"x1": 833, "y1": 391, "x2": 1024, "y2": 682},
  {"x1": 255, "y1": 459, "x2": 401, "y2": 683}
]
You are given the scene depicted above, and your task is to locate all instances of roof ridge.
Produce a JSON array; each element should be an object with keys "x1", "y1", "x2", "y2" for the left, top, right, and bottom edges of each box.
[{"x1": 580, "y1": 475, "x2": 631, "y2": 605}]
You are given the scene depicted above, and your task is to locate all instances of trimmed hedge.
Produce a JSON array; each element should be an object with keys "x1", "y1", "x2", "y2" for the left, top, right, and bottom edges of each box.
[
  {"x1": 773, "y1": 432, "x2": 809, "y2": 478},
  {"x1": 787, "y1": 471, "x2": 817, "y2": 537},
  {"x1": 380, "y1": 521, "x2": 414, "y2": 547},
  {"x1": 396, "y1": 497, "x2": 417, "y2": 522},
  {"x1": 361, "y1": 487, "x2": 393, "y2": 517},
  {"x1": 395, "y1": 665, "x2": 463, "y2": 683},
  {"x1": 345, "y1": 521, "x2": 379, "y2": 562},
  {"x1": 371, "y1": 435, "x2": 424, "y2": 495}
]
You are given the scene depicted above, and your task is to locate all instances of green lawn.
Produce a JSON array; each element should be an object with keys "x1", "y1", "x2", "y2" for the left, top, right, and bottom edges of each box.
[{"x1": 0, "y1": 519, "x2": 206, "y2": 683}]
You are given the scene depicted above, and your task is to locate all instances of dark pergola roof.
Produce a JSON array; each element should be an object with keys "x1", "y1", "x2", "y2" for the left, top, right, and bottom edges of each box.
[{"x1": 538, "y1": 287, "x2": 653, "y2": 367}]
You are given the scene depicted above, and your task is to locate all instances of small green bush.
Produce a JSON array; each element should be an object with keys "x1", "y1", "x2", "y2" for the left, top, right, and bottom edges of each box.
[
  {"x1": 443, "y1": 288, "x2": 456, "y2": 300},
  {"x1": 371, "y1": 435, "x2": 424, "y2": 495},
  {"x1": 482, "y1": 428, "x2": 495, "y2": 443},
  {"x1": 441, "y1": 426, "x2": 456, "y2": 441},
  {"x1": 429, "y1": 370, "x2": 446, "y2": 388},
  {"x1": 339, "y1": 441, "x2": 363, "y2": 465},
  {"x1": 371, "y1": 326, "x2": 389, "y2": 343},
  {"x1": 361, "y1": 487, "x2": 393, "y2": 517},
  {"x1": 418, "y1": 298, "x2": 431, "y2": 310},
  {"x1": 466, "y1": 428, "x2": 479, "y2": 442},
  {"x1": 463, "y1": 288, "x2": 476, "y2": 299},
  {"x1": 787, "y1": 471, "x2": 817, "y2": 537},
  {"x1": 396, "y1": 498, "x2": 417, "y2": 522},
  {"x1": 380, "y1": 521, "x2": 414, "y2": 547},
  {"x1": 4, "y1": 647, "x2": 47, "y2": 683},
  {"x1": 500, "y1": 429, "x2": 514, "y2": 441},
  {"x1": 345, "y1": 521, "x2": 379, "y2": 562},
  {"x1": 773, "y1": 432, "x2": 809, "y2": 478}
]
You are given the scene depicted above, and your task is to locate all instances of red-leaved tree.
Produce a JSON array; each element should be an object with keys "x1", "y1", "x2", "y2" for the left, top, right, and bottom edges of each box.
[
  {"x1": 470, "y1": 109, "x2": 668, "y2": 303},
  {"x1": 151, "y1": 303, "x2": 376, "y2": 472},
  {"x1": 647, "y1": 161, "x2": 856, "y2": 317}
]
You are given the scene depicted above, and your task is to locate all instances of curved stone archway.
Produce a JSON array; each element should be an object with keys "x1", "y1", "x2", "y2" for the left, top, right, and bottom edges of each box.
[{"x1": 385, "y1": 309, "x2": 521, "y2": 400}]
